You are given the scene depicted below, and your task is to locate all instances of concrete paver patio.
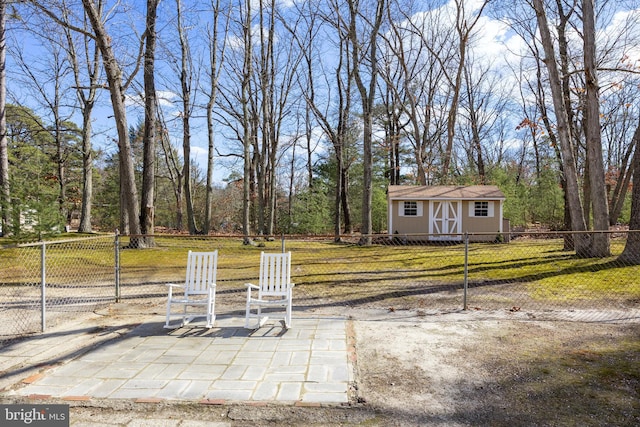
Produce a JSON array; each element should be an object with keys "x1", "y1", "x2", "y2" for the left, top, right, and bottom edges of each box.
[{"x1": 7, "y1": 316, "x2": 352, "y2": 405}]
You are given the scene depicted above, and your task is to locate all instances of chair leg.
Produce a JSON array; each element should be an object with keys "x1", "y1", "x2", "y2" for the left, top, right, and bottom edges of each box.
[
  {"x1": 181, "y1": 304, "x2": 189, "y2": 327},
  {"x1": 206, "y1": 301, "x2": 215, "y2": 328},
  {"x1": 164, "y1": 301, "x2": 172, "y2": 328},
  {"x1": 245, "y1": 298, "x2": 252, "y2": 329},
  {"x1": 285, "y1": 300, "x2": 292, "y2": 329},
  {"x1": 204, "y1": 291, "x2": 215, "y2": 328}
]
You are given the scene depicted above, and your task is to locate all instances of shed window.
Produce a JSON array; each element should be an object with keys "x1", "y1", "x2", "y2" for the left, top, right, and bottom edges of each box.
[
  {"x1": 474, "y1": 201, "x2": 489, "y2": 217},
  {"x1": 399, "y1": 201, "x2": 423, "y2": 217},
  {"x1": 404, "y1": 201, "x2": 418, "y2": 216},
  {"x1": 469, "y1": 201, "x2": 494, "y2": 217}
]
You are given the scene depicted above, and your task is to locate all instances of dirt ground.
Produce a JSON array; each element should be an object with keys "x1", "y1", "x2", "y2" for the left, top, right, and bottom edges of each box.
[
  {"x1": 350, "y1": 309, "x2": 639, "y2": 426},
  {"x1": 14, "y1": 300, "x2": 630, "y2": 427}
]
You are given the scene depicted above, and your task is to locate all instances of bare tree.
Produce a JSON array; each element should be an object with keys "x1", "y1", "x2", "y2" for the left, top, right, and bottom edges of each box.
[
  {"x1": 62, "y1": 11, "x2": 101, "y2": 234},
  {"x1": 375, "y1": 65, "x2": 406, "y2": 186},
  {"x1": 9, "y1": 21, "x2": 78, "y2": 230},
  {"x1": 265, "y1": 5, "x2": 304, "y2": 235},
  {"x1": 618, "y1": 118, "x2": 640, "y2": 263},
  {"x1": 604, "y1": 83, "x2": 639, "y2": 226},
  {"x1": 461, "y1": 60, "x2": 487, "y2": 182},
  {"x1": 173, "y1": 0, "x2": 200, "y2": 235},
  {"x1": 211, "y1": 0, "x2": 254, "y2": 243},
  {"x1": 526, "y1": 0, "x2": 614, "y2": 256},
  {"x1": 140, "y1": 0, "x2": 159, "y2": 243},
  {"x1": 532, "y1": 0, "x2": 590, "y2": 255},
  {"x1": 0, "y1": 0, "x2": 8, "y2": 236},
  {"x1": 77, "y1": 1, "x2": 141, "y2": 239},
  {"x1": 582, "y1": 0, "x2": 610, "y2": 256},
  {"x1": 440, "y1": 0, "x2": 489, "y2": 181},
  {"x1": 288, "y1": 1, "x2": 321, "y2": 191},
  {"x1": 241, "y1": 0, "x2": 253, "y2": 243},
  {"x1": 382, "y1": 1, "x2": 453, "y2": 186},
  {"x1": 290, "y1": 0, "x2": 357, "y2": 239},
  {"x1": 348, "y1": 0, "x2": 385, "y2": 245},
  {"x1": 224, "y1": 1, "x2": 301, "y2": 236},
  {"x1": 157, "y1": 107, "x2": 184, "y2": 230},
  {"x1": 202, "y1": 0, "x2": 228, "y2": 234},
  {"x1": 504, "y1": 0, "x2": 579, "y2": 247},
  {"x1": 21, "y1": 1, "x2": 149, "y2": 240}
]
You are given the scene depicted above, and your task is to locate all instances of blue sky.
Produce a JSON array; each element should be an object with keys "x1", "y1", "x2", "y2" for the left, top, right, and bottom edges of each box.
[{"x1": 6, "y1": 0, "x2": 640, "y2": 187}]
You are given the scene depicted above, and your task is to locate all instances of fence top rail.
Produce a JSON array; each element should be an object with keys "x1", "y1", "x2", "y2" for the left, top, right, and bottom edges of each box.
[
  {"x1": 115, "y1": 230, "x2": 634, "y2": 240},
  {"x1": 12, "y1": 233, "x2": 117, "y2": 249}
]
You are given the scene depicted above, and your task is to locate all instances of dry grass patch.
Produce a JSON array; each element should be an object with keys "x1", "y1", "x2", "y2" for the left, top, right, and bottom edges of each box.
[{"x1": 452, "y1": 321, "x2": 640, "y2": 426}]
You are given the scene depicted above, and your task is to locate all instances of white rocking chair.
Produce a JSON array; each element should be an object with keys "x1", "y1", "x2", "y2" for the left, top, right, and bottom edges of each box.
[
  {"x1": 164, "y1": 250, "x2": 218, "y2": 329},
  {"x1": 245, "y1": 252, "x2": 294, "y2": 329}
]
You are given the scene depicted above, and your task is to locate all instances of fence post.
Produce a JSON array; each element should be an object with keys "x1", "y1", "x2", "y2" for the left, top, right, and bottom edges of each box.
[
  {"x1": 463, "y1": 233, "x2": 469, "y2": 311},
  {"x1": 40, "y1": 241, "x2": 46, "y2": 332},
  {"x1": 115, "y1": 230, "x2": 120, "y2": 302}
]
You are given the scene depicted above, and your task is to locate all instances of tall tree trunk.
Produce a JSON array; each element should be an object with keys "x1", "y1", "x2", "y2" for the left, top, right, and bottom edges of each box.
[
  {"x1": 204, "y1": 101, "x2": 215, "y2": 234},
  {"x1": 62, "y1": 9, "x2": 100, "y2": 234},
  {"x1": 582, "y1": 0, "x2": 610, "y2": 256},
  {"x1": 288, "y1": 139, "x2": 295, "y2": 231},
  {"x1": 334, "y1": 32, "x2": 351, "y2": 242},
  {"x1": 203, "y1": 0, "x2": 225, "y2": 235},
  {"x1": 268, "y1": 135, "x2": 277, "y2": 235},
  {"x1": 253, "y1": 125, "x2": 265, "y2": 234},
  {"x1": 176, "y1": 0, "x2": 199, "y2": 235},
  {"x1": 466, "y1": 82, "x2": 486, "y2": 183},
  {"x1": 241, "y1": 0, "x2": 253, "y2": 244},
  {"x1": 77, "y1": 102, "x2": 94, "y2": 233},
  {"x1": 294, "y1": 0, "x2": 351, "y2": 241},
  {"x1": 55, "y1": 113, "x2": 66, "y2": 229},
  {"x1": 553, "y1": 0, "x2": 579, "y2": 244},
  {"x1": 350, "y1": 0, "x2": 385, "y2": 246},
  {"x1": 305, "y1": 106, "x2": 313, "y2": 189},
  {"x1": 532, "y1": 0, "x2": 589, "y2": 255},
  {"x1": 341, "y1": 165, "x2": 352, "y2": 234},
  {"x1": 158, "y1": 118, "x2": 184, "y2": 230},
  {"x1": 257, "y1": 0, "x2": 269, "y2": 236},
  {"x1": 0, "y1": 0, "x2": 8, "y2": 236},
  {"x1": 442, "y1": 25, "x2": 466, "y2": 180},
  {"x1": 140, "y1": 0, "x2": 159, "y2": 246},
  {"x1": 334, "y1": 144, "x2": 343, "y2": 240},
  {"x1": 81, "y1": 0, "x2": 142, "y2": 242}
]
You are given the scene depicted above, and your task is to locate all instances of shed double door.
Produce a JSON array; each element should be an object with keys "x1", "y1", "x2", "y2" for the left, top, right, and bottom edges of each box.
[{"x1": 428, "y1": 200, "x2": 461, "y2": 241}]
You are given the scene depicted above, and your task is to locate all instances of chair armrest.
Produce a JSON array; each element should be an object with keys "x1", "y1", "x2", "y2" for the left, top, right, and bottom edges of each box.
[
  {"x1": 166, "y1": 283, "x2": 183, "y2": 288},
  {"x1": 245, "y1": 283, "x2": 259, "y2": 290}
]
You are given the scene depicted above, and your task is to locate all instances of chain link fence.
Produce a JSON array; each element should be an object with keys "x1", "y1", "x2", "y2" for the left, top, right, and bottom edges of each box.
[
  {"x1": 1, "y1": 231, "x2": 639, "y2": 343},
  {"x1": 0, "y1": 235, "x2": 116, "y2": 341}
]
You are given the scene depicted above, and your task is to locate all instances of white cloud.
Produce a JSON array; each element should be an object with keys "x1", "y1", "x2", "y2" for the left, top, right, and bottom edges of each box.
[
  {"x1": 157, "y1": 90, "x2": 179, "y2": 107},
  {"x1": 124, "y1": 90, "x2": 179, "y2": 109}
]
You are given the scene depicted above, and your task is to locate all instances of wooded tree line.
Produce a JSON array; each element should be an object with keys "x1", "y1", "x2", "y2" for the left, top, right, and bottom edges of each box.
[{"x1": 0, "y1": 0, "x2": 640, "y2": 259}]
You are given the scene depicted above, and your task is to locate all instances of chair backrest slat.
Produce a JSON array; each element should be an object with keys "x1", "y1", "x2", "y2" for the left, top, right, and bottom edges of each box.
[
  {"x1": 258, "y1": 252, "x2": 291, "y2": 296},
  {"x1": 185, "y1": 250, "x2": 218, "y2": 295}
]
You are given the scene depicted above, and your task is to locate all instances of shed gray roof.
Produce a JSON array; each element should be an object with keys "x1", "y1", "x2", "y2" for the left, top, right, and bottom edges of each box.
[{"x1": 388, "y1": 185, "x2": 505, "y2": 200}]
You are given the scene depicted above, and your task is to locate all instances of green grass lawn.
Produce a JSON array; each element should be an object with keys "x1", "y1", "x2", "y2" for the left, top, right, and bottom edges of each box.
[{"x1": 2, "y1": 235, "x2": 639, "y2": 309}]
